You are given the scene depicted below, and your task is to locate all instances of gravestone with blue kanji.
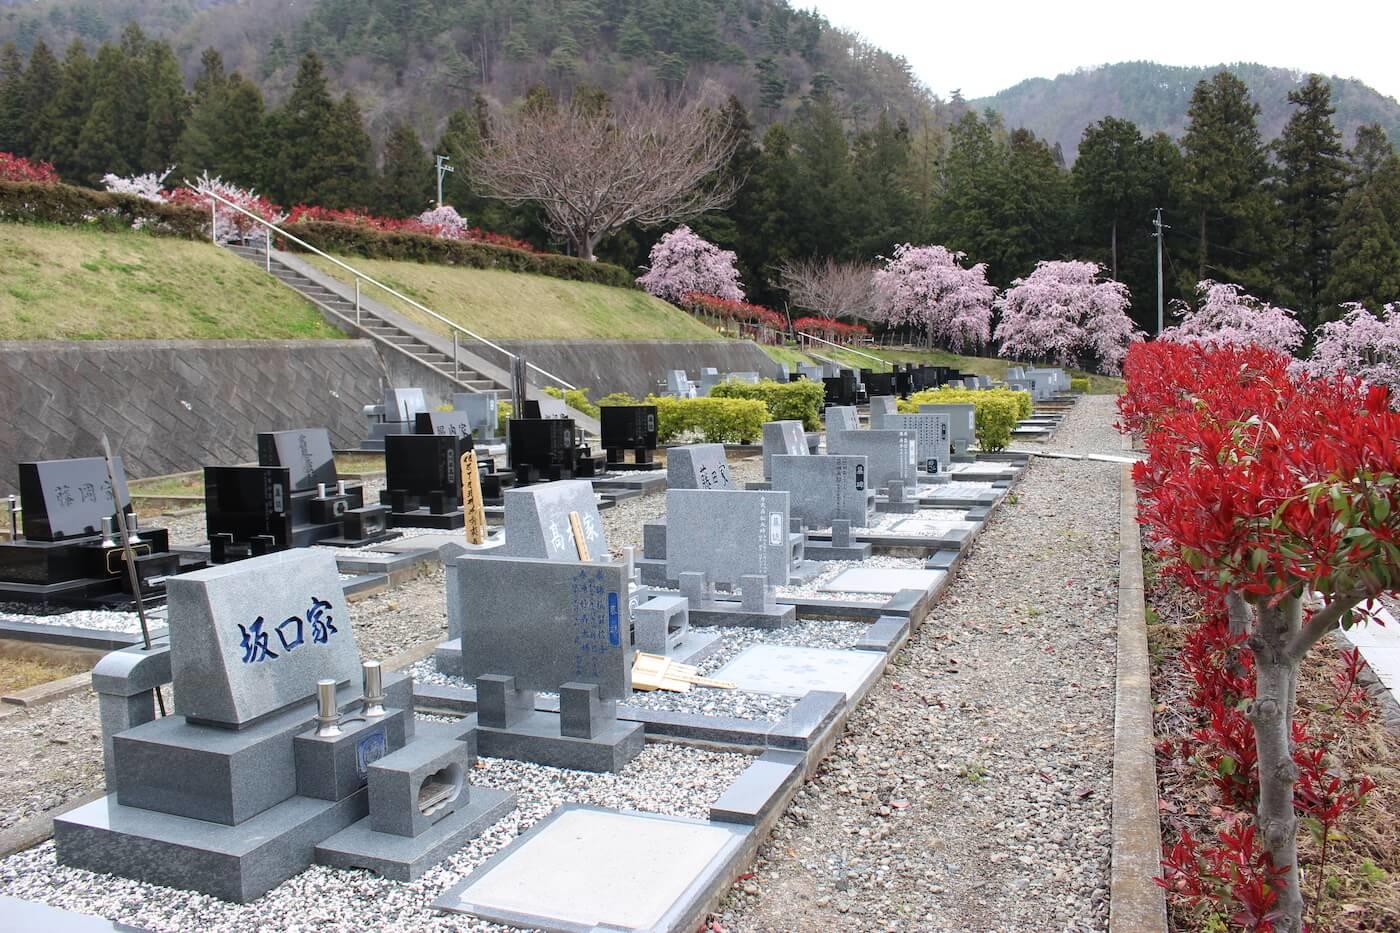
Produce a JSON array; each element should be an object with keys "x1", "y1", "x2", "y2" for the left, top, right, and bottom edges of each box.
[{"x1": 164, "y1": 548, "x2": 361, "y2": 727}]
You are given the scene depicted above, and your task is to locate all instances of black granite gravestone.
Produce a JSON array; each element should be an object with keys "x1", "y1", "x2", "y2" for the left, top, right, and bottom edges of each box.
[
  {"x1": 414, "y1": 411, "x2": 474, "y2": 440},
  {"x1": 600, "y1": 405, "x2": 660, "y2": 471},
  {"x1": 18, "y1": 457, "x2": 132, "y2": 541},
  {"x1": 257, "y1": 429, "x2": 338, "y2": 493},
  {"x1": 382, "y1": 434, "x2": 471, "y2": 529}
]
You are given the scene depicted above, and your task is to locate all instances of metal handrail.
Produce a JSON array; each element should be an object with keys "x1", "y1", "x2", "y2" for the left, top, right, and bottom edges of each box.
[
  {"x1": 203, "y1": 190, "x2": 576, "y2": 390},
  {"x1": 797, "y1": 330, "x2": 889, "y2": 367}
]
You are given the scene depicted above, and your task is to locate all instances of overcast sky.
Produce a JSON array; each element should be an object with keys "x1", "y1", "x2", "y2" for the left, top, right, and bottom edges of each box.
[{"x1": 801, "y1": 0, "x2": 1400, "y2": 101}]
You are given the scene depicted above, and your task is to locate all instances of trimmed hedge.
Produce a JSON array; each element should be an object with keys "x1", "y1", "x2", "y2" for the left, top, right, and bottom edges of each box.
[
  {"x1": 709, "y1": 378, "x2": 826, "y2": 430},
  {"x1": 1070, "y1": 376, "x2": 1090, "y2": 393},
  {"x1": 645, "y1": 395, "x2": 767, "y2": 444},
  {"x1": 543, "y1": 386, "x2": 601, "y2": 418},
  {"x1": 0, "y1": 180, "x2": 208, "y2": 238},
  {"x1": 281, "y1": 220, "x2": 637, "y2": 288},
  {"x1": 901, "y1": 387, "x2": 1028, "y2": 452}
]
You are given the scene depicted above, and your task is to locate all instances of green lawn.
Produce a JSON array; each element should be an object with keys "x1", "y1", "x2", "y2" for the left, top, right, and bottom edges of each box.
[
  {"x1": 0, "y1": 223, "x2": 344, "y2": 340},
  {"x1": 306, "y1": 256, "x2": 721, "y2": 341},
  {"x1": 762, "y1": 343, "x2": 1124, "y2": 394}
]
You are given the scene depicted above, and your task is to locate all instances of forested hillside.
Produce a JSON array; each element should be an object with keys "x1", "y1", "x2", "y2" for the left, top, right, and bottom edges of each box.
[
  {"x1": 0, "y1": 0, "x2": 949, "y2": 140},
  {"x1": 974, "y1": 61, "x2": 1400, "y2": 161}
]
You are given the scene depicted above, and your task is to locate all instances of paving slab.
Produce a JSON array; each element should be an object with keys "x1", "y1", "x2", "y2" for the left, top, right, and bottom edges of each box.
[
  {"x1": 434, "y1": 804, "x2": 751, "y2": 932},
  {"x1": 712, "y1": 644, "x2": 884, "y2": 699},
  {"x1": 817, "y1": 566, "x2": 946, "y2": 595}
]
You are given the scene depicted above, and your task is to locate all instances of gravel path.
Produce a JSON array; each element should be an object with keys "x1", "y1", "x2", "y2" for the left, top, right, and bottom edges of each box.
[
  {"x1": 716, "y1": 399, "x2": 1121, "y2": 932},
  {"x1": 1045, "y1": 395, "x2": 1127, "y2": 458}
]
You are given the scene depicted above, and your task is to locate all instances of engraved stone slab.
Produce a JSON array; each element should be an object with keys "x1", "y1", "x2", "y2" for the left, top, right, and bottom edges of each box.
[
  {"x1": 881, "y1": 413, "x2": 951, "y2": 475},
  {"x1": 502, "y1": 480, "x2": 607, "y2": 562},
  {"x1": 761, "y1": 420, "x2": 807, "y2": 478},
  {"x1": 770, "y1": 454, "x2": 872, "y2": 528},
  {"x1": 666, "y1": 443, "x2": 735, "y2": 490},
  {"x1": 165, "y1": 549, "x2": 360, "y2": 727},
  {"x1": 257, "y1": 428, "x2": 337, "y2": 492},
  {"x1": 18, "y1": 457, "x2": 132, "y2": 541},
  {"x1": 817, "y1": 566, "x2": 946, "y2": 595},
  {"x1": 824, "y1": 406, "x2": 860, "y2": 435},
  {"x1": 665, "y1": 489, "x2": 791, "y2": 588},
  {"x1": 711, "y1": 644, "x2": 884, "y2": 698},
  {"x1": 827, "y1": 428, "x2": 917, "y2": 491}
]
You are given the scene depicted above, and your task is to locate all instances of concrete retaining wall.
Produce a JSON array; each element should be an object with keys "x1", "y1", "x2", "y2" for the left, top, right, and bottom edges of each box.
[
  {"x1": 0, "y1": 340, "x2": 386, "y2": 494},
  {"x1": 495, "y1": 340, "x2": 787, "y2": 398}
]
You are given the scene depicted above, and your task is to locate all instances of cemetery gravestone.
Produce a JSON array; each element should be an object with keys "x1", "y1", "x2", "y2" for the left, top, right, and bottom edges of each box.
[
  {"x1": 502, "y1": 481, "x2": 607, "y2": 562},
  {"x1": 919, "y1": 404, "x2": 977, "y2": 459},
  {"x1": 17, "y1": 456, "x2": 132, "y2": 540},
  {"x1": 665, "y1": 489, "x2": 792, "y2": 588},
  {"x1": 827, "y1": 428, "x2": 917, "y2": 492},
  {"x1": 868, "y1": 396, "x2": 897, "y2": 428},
  {"x1": 824, "y1": 406, "x2": 860, "y2": 436},
  {"x1": 881, "y1": 412, "x2": 952, "y2": 475},
  {"x1": 452, "y1": 393, "x2": 500, "y2": 440},
  {"x1": 666, "y1": 444, "x2": 734, "y2": 490},
  {"x1": 761, "y1": 420, "x2": 808, "y2": 478},
  {"x1": 770, "y1": 454, "x2": 873, "y2": 528},
  {"x1": 415, "y1": 411, "x2": 475, "y2": 440},
  {"x1": 257, "y1": 429, "x2": 338, "y2": 493}
]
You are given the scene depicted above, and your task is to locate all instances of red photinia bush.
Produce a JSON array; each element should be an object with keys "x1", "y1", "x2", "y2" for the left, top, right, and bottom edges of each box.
[
  {"x1": 0, "y1": 152, "x2": 60, "y2": 185},
  {"x1": 682, "y1": 293, "x2": 784, "y2": 330},
  {"x1": 1127, "y1": 339, "x2": 1395, "y2": 932},
  {"x1": 285, "y1": 205, "x2": 536, "y2": 253},
  {"x1": 792, "y1": 316, "x2": 870, "y2": 344}
]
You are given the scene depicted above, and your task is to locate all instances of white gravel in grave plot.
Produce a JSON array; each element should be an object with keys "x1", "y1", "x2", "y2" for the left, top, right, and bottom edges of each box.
[
  {"x1": 0, "y1": 731, "x2": 751, "y2": 933},
  {"x1": 776, "y1": 555, "x2": 927, "y2": 602},
  {"x1": 916, "y1": 480, "x2": 998, "y2": 499},
  {"x1": 410, "y1": 615, "x2": 870, "y2": 724},
  {"x1": 839, "y1": 508, "x2": 977, "y2": 538},
  {"x1": 0, "y1": 602, "x2": 166, "y2": 634}
]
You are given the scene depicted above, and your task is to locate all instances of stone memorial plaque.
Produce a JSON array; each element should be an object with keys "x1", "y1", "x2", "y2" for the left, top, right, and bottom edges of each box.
[
  {"x1": 711, "y1": 644, "x2": 884, "y2": 698},
  {"x1": 256, "y1": 428, "x2": 337, "y2": 493},
  {"x1": 383, "y1": 388, "x2": 428, "y2": 423},
  {"x1": 882, "y1": 413, "x2": 952, "y2": 474},
  {"x1": 503, "y1": 481, "x2": 607, "y2": 562},
  {"x1": 918, "y1": 404, "x2": 976, "y2": 446},
  {"x1": 18, "y1": 457, "x2": 132, "y2": 541},
  {"x1": 827, "y1": 429, "x2": 916, "y2": 491},
  {"x1": 824, "y1": 406, "x2": 860, "y2": 435},
  {"x1": 666, "y1": 444, "x2": 734, "y2": 490},
  {"x1": 761, "y1": 420, "x2": 808, "y2": 477},
  {"x1": 414, "y1": 411, "x2": 475, "y2": 439},
  {"x1": 665, "y1": 489, "x2": 791, "y2": 587},
  {"x1": 770, "y1": 454, "x2": 872, "y2": 528},
  {"x1": 449, "y1": 556, "x2": 631, "y2": 698},
  {"x1": 165, "y1": 549, "x2": 360, "y2": 727}
]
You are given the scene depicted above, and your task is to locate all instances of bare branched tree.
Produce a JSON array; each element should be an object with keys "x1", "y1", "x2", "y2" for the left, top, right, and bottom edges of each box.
[
  {"x1": 470, "y1": 93, "x2": 739, "y2": 261},
  {"x1": 779, "y1": 257, "x2": 878, "y2": 320}
]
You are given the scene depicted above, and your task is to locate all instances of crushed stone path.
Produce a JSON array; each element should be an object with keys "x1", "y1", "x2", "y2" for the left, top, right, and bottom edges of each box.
[{"x1": 716, "y1": 396, "x2": 1122, "y2": 932}]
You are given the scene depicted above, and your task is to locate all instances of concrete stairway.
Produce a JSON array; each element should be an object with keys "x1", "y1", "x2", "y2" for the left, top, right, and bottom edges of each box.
[{"x1": 226, "y1": 244, "x2": 499, "y2": 393}]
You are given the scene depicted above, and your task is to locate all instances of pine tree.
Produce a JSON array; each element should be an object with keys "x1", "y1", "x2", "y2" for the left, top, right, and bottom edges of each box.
[
  {"x1": 0, "y1": 44, "x2": 25, "y2": 154},
  {"x1": 1348, "y1": 123, "x2": 1393, "y2": 187},
  {"x1": 220, "y1": 75, "x2": 268, "y2": 187},
  {"x1": 617, "y1": 13, "x2": 652, "y2": 58},
  {"x1": 268, "y1": 52, "x2": 339, "y2": 204},
  {"x1": 377, "y1": 122, "x2": 432, "y2": 216},
  {"x1": 75, "y1": 43, "x2": 133, "y2": 182},
  {"x1": 1327, "y1": 183, "x2": 1400, "y2": 311},
  {"x1": 176, "y1": 49, "x2": 231, "y2": 179},
  {"x1": 1275, "y1": 74, "x2": 1348, "y2": 326},
  {"x1": 790, "y1": 94, "x2": 855, "y2": 258},
  {"x1": 42, "y1": 41, "x2": 95, "y2": 177},
  {"x1": 20, "y1": 41, "x2": 63, "y2": 159},
  {"x1": 142, "y1": 41, "x2": 188, "y2": 171},
  {"x1": 317, "y1": 93, "x2": 374, "y2": 209},
  {"x1": 849, "y1": 111, "x2": 916, "y2": 258},
  {"x1": 1180, "y1": 71, "x2": 1276, "y2": 296},
  {"x1": 1073, "y1": 116, "x2": 1150, "y2": 281},
  {"x1": 435, "y1": 105, "x2": 479, "y2": 207}
]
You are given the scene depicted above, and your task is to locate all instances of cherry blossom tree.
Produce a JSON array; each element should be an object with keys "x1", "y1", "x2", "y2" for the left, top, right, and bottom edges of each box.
[
  {"x1": 872, "y1": 244, "x2": 994, "y2": 353},
  {"x1": 415, "y1": 205, "x2": 469, "y2": 238},
  {"x1": 101, "y1": 169, "x2": 286, "y2": 244},
  {"x1": 1300, "y1": 301, "x2": 1400, "y2": 398},
  {"x1": 637, "y1": 225, "x2": 744, "y2": 304},
  {"x1": 101, "y1": 168, "x2": 175, "y2": 201},
  {"x1": 1161, "y1": 280, "x2": 1305, "y2": 355},
  {"x1": 994, "y1": 259, "x2": 1138, "y2": 373}
]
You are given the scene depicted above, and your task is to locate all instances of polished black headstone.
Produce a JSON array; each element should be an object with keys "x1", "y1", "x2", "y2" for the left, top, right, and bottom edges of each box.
[
  {"x1": 204, "y1": 466, "x2": 293, "y2": 548},
  {"x1": 600, "y1": 406, "x2": 658, "y2": 451},
  {"x1": 256, "y1": 429, "x2": 337, "y2": 493},
  {"x1": 385, "y1": 433, "x2": 471, "y2": 499},
  {"x1": 414, "y1": 411, "x2": 475, "y2": 440},
  {"x1": 18, "y1": 457, "x2": 133, "y2": 541}
]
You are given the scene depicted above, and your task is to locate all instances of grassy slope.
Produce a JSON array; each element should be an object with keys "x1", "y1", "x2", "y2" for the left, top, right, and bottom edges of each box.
[
  {"x1": 305, "y1": 255, "x2": 720, "y2": 341},
  {"x1": 0, "y1": 224, "x2": 344, "y2": 340},
  {"x1": 763, "y1": 343, "x2": 1124, "y2": 394}
]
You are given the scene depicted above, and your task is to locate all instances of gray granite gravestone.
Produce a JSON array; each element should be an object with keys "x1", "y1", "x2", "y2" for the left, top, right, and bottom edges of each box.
[
  {"x1": 826, "y1": 428, "x2": 917, "y2": 491},
  {"x1": 452, "y1": 393, "x2": 500, "y2": 439},
  {"x1": 257, "y1": 428, "x2": 338, "y2": 493},
  {"x1": 918, "y1": 404, "x2": 976, "y2": 458},
  {"x1": 824, "y1": 406, "x2": 860, "y2": 436},
  {"x1": 665, "y1": 444, "x2": 735, "y2": 490},
  {"x1": 165, "y1": 549, "x2": 361, "y2": 727},
  {"x1": 536, "y1": 396, "x2": 570, "y2": 419},
  {"x1": 882, "y1": 412, "x2": 952, "y2": 475},
  {"x1": 867, "y1": 396, "x2": 897, "y2": 428},
  {"x1": 502, "y1": 481, "x2": 607, "y2": 562},
  {"x1": 665, "y1": 489, "x2": 791, "y2": 588},
  {"x1": 761, "y1": 420, "x2": 808, "y2": 478},
  {"x1": 384, "y1": 388, "x2": 428, "y2": 423},
  {"x1": 448, "y1": 555, "x2": 632, "y2": 700},
  {"x1": 770, "y1": 454, "x2": 873, "y2": 528}
]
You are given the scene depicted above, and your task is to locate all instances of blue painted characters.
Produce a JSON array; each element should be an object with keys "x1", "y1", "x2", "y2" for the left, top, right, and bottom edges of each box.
[{"x1": 239, "y1": 596, "x2": 338, "y2": 664}]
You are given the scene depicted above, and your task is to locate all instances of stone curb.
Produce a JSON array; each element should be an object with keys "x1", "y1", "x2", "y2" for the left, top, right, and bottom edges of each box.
[
  {"x1": 1109, "y1": 463, "x2": 1168, "y2": 931},
  {"x1": 2, "y1": 669, "x2": 93, "y2": 708}
]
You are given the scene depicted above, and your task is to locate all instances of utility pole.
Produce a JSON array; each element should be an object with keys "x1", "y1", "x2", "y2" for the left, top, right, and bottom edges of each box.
[
  {"x1": 1152, "y1": 208, "x2": 1168, "y2": 336},
  {"x1": 434, "y1": 154, "x2": 455, "y2": 208}
]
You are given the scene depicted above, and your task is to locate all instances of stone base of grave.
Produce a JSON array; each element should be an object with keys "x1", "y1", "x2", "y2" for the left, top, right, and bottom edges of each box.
[
  {"x1": 873, "y1": 498, "x2": 919, "y2": 514},
  {"x1": 687, "y1": 600, "x2": 797, "y2": 629},
  {"x1": 315, "y1": 786, "x2": 516, "y2": 881},
  {"x1": 952, "y1": 452, "x2": 977, "y2": 463},
  {"x1": 54, "y1": 789, "x2": 369, "y2": 903},
  {"x1": 386, "y1": 507, "x2": 466, "y2": 530},
  {"x1": 471, "y1": 710, "x2": 645, "y2": 772},
  {"x1": 916, "y1": 471, "x2": 952, "y2": 485},
  {"x1": 788, "y1": 559, "x2": 824, "y2": 584},
  {"x1": 315, "y1": 528, "x2": 402, "y2": 548},
  {"x1": 802, "y1": 540, "x2": 873, "y2": 561}
]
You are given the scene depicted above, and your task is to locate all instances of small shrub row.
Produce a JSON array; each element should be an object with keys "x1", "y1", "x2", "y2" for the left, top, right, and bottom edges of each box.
[
  {"x1": 709, "y1": 378, "x2": 826, "y2": 430},
  {"x1": 645, "y1": 395, "x2": 768, "y2": 444},
  {"x1": 543, "y1": 386, "x2": 601, "y2": 418},
  {"x1": 281, "y1": 220, "x2": 637, "y2": 289},
  {"x1": 1070, "y1": 376, "x2": 1090, "y2": 393},
  {"x1": 0, "y1": 180, "x2": 209, "y2": 238},
  {"x1": 901, "y1": 387, "x2": 1028, "y2": 452}
]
